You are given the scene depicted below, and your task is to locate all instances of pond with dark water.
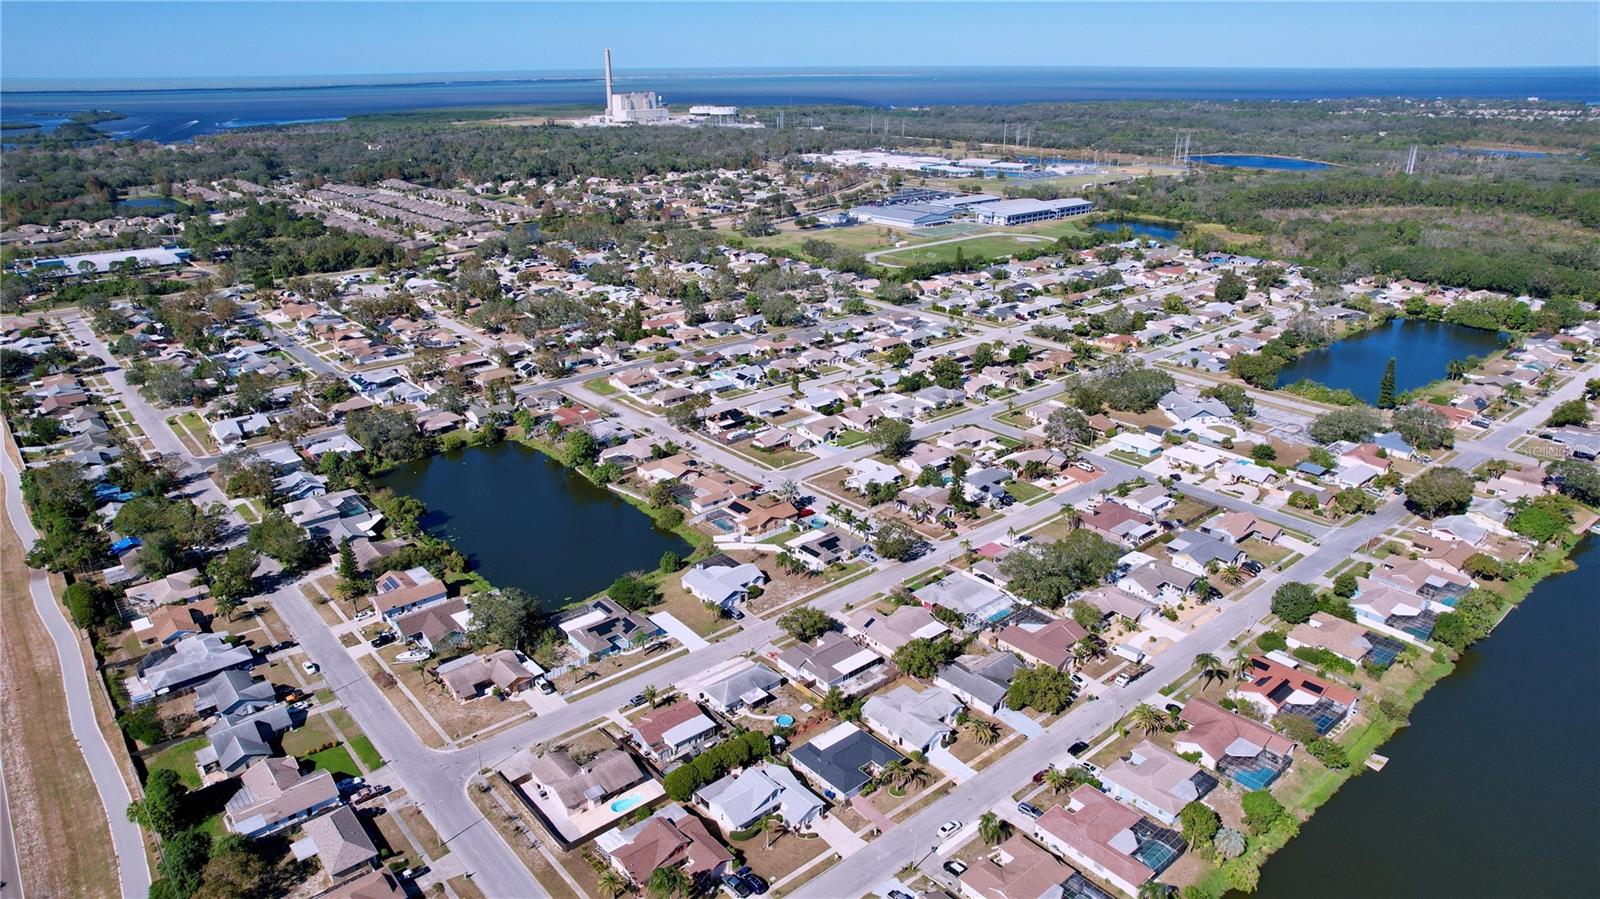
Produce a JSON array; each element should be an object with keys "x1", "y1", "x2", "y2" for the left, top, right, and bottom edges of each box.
[
  {"x1": 1273, "y1": 318, "x2": 1507, "y2": 404},
  {"x1": 1254, "y1": 536, "x2": 1600, "y2": 897},
  {"x1": 1092, "y1": 220, "x2": 1181, "y2": 242},
  {"x1": 1190, "y1": 154, "x2": 1331, "y2": 170},
  {"x1": 377, "y1": 442, "x2": 691, "y2": 612}
]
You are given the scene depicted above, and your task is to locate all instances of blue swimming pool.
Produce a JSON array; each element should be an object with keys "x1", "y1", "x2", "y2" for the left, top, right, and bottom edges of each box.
[
  {"x1": 609, "y1": 795, "x2": 644, "y2": 813},
  {"x1": 775, "y1": 714, "x2": 796, "y2": 728}
]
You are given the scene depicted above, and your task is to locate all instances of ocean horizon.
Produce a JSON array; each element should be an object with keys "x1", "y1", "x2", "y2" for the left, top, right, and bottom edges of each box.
[{"x1": 3, "y1": 65, "x2": 1595, "y2": 144}]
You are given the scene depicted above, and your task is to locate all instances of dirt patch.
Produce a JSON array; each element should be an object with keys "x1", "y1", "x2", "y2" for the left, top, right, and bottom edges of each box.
[{"x1": 0, "y1": 497, "x2": 122, "y2": 899}]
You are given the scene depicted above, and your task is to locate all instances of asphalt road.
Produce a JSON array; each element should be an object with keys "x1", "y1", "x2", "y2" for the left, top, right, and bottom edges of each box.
[{"x1": 0, "y1": 751, "x2": 22, "y2": 899}]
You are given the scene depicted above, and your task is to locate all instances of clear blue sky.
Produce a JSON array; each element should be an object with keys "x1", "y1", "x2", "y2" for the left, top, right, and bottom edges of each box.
[{"x1": 3, "y1": 1, "x2": 1596, "y2": 82}]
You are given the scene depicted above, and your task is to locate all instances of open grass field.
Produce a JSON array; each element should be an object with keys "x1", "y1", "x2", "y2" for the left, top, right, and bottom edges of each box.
[
  {"x1": 738, "y1": 223, "x2": 908, "y2": 257},
  {"x1": 875, "y1": 234, "x2": 1049, "y2": 266}
]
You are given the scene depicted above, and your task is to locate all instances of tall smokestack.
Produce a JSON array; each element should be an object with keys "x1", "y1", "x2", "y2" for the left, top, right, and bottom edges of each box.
[{"x1": 603, "y1": 48, "x2": 614, "y2": 112}]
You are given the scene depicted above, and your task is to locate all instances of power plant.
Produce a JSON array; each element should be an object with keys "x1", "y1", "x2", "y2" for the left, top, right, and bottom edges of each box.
[{"x1": 601, "y1": 48, "x2": 668, "y2": 124}]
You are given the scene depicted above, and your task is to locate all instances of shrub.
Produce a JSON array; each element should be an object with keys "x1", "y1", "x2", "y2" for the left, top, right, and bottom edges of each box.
[
  {"x1": 1308, "y1": 738, "x2": 1349, "y2": 769},
  {"x1": 1255, "y1": 630, "x2": 1288, "y2": 653},
  {"x1": 1241, "y1": 789, "x2": 1286, "y2": 835}
]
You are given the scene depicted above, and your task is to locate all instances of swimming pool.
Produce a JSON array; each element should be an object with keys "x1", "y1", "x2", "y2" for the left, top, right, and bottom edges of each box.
[
  {"x1": 775, "y1": 714, "x2": 796, "y2": 728},
  {"x1": 609, "y1": 795, "x2": 644, "y2": 813}
]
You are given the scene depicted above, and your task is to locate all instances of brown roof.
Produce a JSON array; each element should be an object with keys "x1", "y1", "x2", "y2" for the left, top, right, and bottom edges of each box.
[
  {"x1": 314, "y1": 870, "x2": 404, "y2": 899},
  {"x1": 1175, "y1": 698, "x2": 1294, "y2": 761},
  {"x1": 1235, "y1": 655, "x2": 1358, "y2": 708},
  {"x1": 995, "y1": 618, "x2": 1089, "y2": 670},
  {"x1": 630, "y1": 700, "x2": 713, "y2": 753},
  {"x1": 959, "y1": 834, "x2": 1074, "y2": 899},
  {"x1": 608, "y1": 812, "x2": 732, "y2": 884},
  {"x1": 1035, "y1": 786, "x2": 1154, "y2": 890},
  {"x1": 371, "y1": 568, "x2": 447, "y2": 615}
]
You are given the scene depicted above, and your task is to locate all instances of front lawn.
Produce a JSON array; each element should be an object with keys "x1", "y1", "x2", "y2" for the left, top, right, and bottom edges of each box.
[{"x1": 302, "y1": 744, "x2": 361, "y2": 779}]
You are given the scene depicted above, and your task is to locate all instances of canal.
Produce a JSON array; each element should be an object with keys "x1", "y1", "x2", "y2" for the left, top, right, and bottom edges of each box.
[
  {"x1": 1274, "y1": 317, "x2": 1507, "y2": 404},
  {"x1": 1255, "y1": 536, "x2": 1600, "y2": 897},
  {"x1": 377, "y1": 441, "x2": 691, "y2": 612}
]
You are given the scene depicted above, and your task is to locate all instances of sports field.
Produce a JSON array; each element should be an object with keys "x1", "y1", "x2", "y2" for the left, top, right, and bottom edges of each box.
[{"x1": 874, "y1": 233, "x2": 1050, "y2": 266}]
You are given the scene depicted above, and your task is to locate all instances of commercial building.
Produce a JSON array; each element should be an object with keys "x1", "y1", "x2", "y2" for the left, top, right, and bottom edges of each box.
[
  {"x1": 848, "y1": 203, "x2": 955, "y2": 229},
  {"x1": 974, "y1": 197, "x2": 1093, "y2": 226}
]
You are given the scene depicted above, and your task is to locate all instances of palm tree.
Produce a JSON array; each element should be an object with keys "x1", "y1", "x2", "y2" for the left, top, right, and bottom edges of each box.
[
  {"x1": 763, "y1": 815, "x2": 790, "y2": 850},
  {"x1": 967, "y1": 718, "x2": 1000, "y2": 746},
  {"x1": 1193, "y1": 652, "x2": 1224, "y2": 690},
  {"x1": 1231, "y1": 646, "x2": 1255, "y2": 680},
  {"x1": 641, "y1": 684, "x2": 659, "y2": 708},
  {"x1": 595, "y1": 867, "x2": 628, "y2": 898},
  {"x1": 978, "y1": 811, "x2": 1011, "y2": 846},
  {"x1": 910, "y1": 500, "x2": 933, "y2": 523},
  {"x1": 646, "y1": 866, "x2": 693, "y2": 899},
  {"x1": 1219, "y1": 564, "x2": 1246, "y2": 586},
  {"x1": 1131, "y1": 702, "x2": 1168, "y2": 735},
  {"x1": 826, "y1": 501, "x2": 844, "y2": 521},
  {"x1": 1042, "y1": 766, "x2": 1073, "y2": 795}
]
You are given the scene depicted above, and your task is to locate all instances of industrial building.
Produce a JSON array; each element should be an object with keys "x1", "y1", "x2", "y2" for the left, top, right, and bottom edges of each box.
[
  {"x1": 848, "y1": 203, "x2": 955, "y2": 228},
  {"x1": 973, "y1": 197, "x2": 1094, "y2": 226},
  {"x1": 601, "y1": 49, "x2": 667, "y2": 123}
]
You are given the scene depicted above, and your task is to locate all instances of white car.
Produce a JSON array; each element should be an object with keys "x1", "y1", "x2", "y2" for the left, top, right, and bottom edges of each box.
[
  {"x1": 302, "y1": 661, "x2": 320, "y2": 675},
  {"x1": 937, "y1": 820, "x2": 962, "y2": 840}
]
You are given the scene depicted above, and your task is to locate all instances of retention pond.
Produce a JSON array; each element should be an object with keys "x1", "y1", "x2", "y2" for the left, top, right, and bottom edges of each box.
[
  {"x1": 1274, "y1": 318, "x2": 1507, "y2": 404},
  {"x1": 1255, "y1": 536, "x2": 1600, "y2": 896},
  {"x1": 377, "y1": 441, "x2": 690, "y2": 612}
]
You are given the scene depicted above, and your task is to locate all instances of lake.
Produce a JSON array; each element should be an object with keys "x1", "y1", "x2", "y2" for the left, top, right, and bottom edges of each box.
[
  {"x1": 1274, "y1": 318, "x2": 1507, "y2": 403},
  {"x1": 1092, "y1": 219, "x2": 1180, "y2": 242},
  {"x1": 1189, "y1": 154, "x2": 1331, "y2": 170},
  {"x1": 1255, "y1": 536, "x2": 1600, "y2": 897},
  {"x1": 377, "y1": 442, "x2": 690, "y2": 612}
]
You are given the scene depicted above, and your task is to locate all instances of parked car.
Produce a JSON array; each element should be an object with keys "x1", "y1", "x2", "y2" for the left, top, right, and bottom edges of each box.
[
  {"x1": 534, "y1": 677, "x2": 554, "y2": 695},
  {"x1": 1242, "y1": 560, "x2": 1265, "y2": 575},
  {"x1": 943, "y1": 859, "x2": 968, "y2": 877},
  {"x1": 1018, "y1": 802, "x2": 1044, "y2": 819},
  {"x1": 399, "y1": 866, "x2": 428, "y2": 880},
  {"x1": 721, "y1": 875, "x2": 753, "y2": 898},
  {"x1": 301, "y1": 661, "x2": 320, "y2": 675},
  {"x1": 741, "y1": 874, "x2": 769, "y2": 895},
  {"x1": 937, "y1": 820, "x2": 962, "y2": 839},
  {"x1": 370, "y1": 632, "x2": 396, "y2": 649},
  {"x1": 1068, "y1": 740, "x2": 1089, "y2": 756}
]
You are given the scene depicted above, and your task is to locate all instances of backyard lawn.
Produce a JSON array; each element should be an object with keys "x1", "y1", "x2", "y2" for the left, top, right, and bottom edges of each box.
[{"x1": 145, "y1": 735, "x2": 209, "y2": 789}]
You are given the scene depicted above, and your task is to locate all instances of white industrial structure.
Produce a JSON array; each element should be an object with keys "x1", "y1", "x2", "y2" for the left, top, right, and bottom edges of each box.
[{"x1": 601, "y1": 48, "x2": 668, "y2": 124}]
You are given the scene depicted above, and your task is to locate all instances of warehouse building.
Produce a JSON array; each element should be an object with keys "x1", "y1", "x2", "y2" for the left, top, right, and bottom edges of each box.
[
  {"x1": 973, "y1": 197, "x2": 1094, "y2": 226},
  {"x1": 848, "y1": 203, "x2": 955, "y2": 228}
]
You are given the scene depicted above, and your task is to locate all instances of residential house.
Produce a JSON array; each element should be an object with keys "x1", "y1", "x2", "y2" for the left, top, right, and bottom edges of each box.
[
  {"x1": 1166, "y1": 530, "x2": 1246, "y2": 577},
  {"x1": 391, "y1": 597, "x2": 471, "y2": 652},
  {"x1": 1174, "y1": 699, "x2": 1295, "y2": 788},
  {"x1": 437, "y1": 650, "x2": 541, "y2": 701},
  {"x1": 1286, "y1": 613, "x2": 1376, "y2": 665},
  {"x1": 913, "y1": 572, "x2": 1014, "y2": 627},
  {"x1": 996, "y1": 618, "x2": 1091, "y2": 671},
  {"x1": 627, "y1": 700, "x2": 720, "y2": 764},
  {"x1": 528, "y1": 749, "x2": 647, "y2": 816},
  {"x1": 131, "y1": 600, "x2": 214, "y2": 645},
  {"x1": 1033, "y1": 786, "x2": 1182, "y2": 897},
  {"x1": 696, "y1": 660, "x2": 784, "y2": 715},
  {"x1": 1078, "y1": 502, "x2": 1159, "y2": 548},
  {"x1": 958, "y1": 834, "x2": 1080, "y2": 899},
  {"x1": 371, "y1": 567, "x2": 449, "y2": 621},
  {"x1": 680, "y1": 559, "x2": 767, "y2": 609},
  {"x1": 1350, "y1": 579, "x2": 1437, "y2": 641},
  {"x1": 193, "y1": 670, "x2": 276, "y2": 718},
  {"x1": 1118, "y1": 485, "x2": 1174, "y2": 520},
  {"x1": 1230, "y1": 656, "x2": 1357, "y2": 735},
  {"x1": 224, "y1": 757, "x2": 340, "y2": 837},
  {"x1": 285, "y1": 490, "x2": 384, "y2": 543},
  {"x1": 558, "y1": 598, "x2": 662, "y2": 660},
  {"x1": 861, "y1": 684, "x2": 962, "y2": 753},
  {"x1": 935, "y1": 652, "x2": 1023, "y2": 716},
  {"x1": 293, "y1": 804, "x2": 378, "y2": 879},
  {"x1": 1074, "y1": 586, "x2": 1158, "y2": 625},
  {"x1": 125, "y1": 568, "x2": 209, "y2": 609},
  {"x1": 695, "y1": 762, "x2": 824, "y2": 833},
  {"x1": 1115, "y1": 560, "x2": 1197, "y2": 607},
  {"x1": 786, "y1": 528, "x2": 867, "y2": 572},
  {"x1": 125, "y1": 633, "x2": 255, "y2": 704},
  {"x1": 844, "y1": 604, "x2": 949, "y2": 657},
  {"x1": 774, "y1": 632, "x2": 886, "y2": 695},
  {"x1": 1198, "y1": 511, "x2": 1282, "y2": 545},
  {"x1": 788, "y1": 723, "x2": 904, "y2": 800},
  {"x1": 595, "y1": 804, "x2": 732, "y2": 888},
  {"x1": 196, "y1": 702, "x2": 293, "y2": 776},
  {"x1": 1100, "y1": 741, "x2": 1218, "y2": 825}
]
